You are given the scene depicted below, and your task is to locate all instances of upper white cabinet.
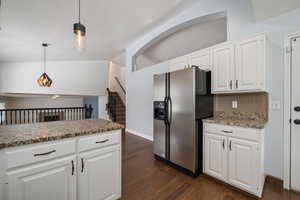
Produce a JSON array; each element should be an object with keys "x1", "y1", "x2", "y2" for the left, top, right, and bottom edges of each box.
[
  {"x1": 188, "y1": 48, "x2": 211, "y2": 71},
  {"x1": 211, "y1": 43, "x2": 235, "y2": 93},
  {"x1": 212, "y1": 33, "x2": 267, "y2": 93},
  {"x1": 6, "y1": 156, "x2": 76, "y2": 200},
  {"x1": 235, "y1": 34, "x2": 266, "y2": 91},
  {"x1": 78, "y1": 146, "x2": 121, "y2": 200},
  {"x1": 169, "y1": 56, "x2": 189, "y2": 72}
]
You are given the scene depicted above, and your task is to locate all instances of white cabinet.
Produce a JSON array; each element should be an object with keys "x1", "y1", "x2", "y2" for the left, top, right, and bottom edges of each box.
[
  {"x1": 1, "y1": 130, "x2": 122, "y2": 200},
  {"x1": 0, "y1": 176, "x2": 3, "y2": 200},
  {"x1": 211, "y1": 33, "x2": 267, "y2": 93},
  {"x1": 228, "y1": 138, "x2": 260, "y2": 194},
  {"x1": 204, "y1": 133, "x2": 227, "y2": 181},
  {"x1": 211, "y1": 42, "x2": 235, "y2": 93},
  {"x1": 78, "y1": 146, "x2": 121, "y2": 200},
  {"x1": 235, "y1": 34, "x2": 266, "y2": 91},
  {"x1": 169, "y1": 56, "x2": 189, "y2": 72},
  {"x1": 203, "y1": 123, "x2": 265, "y2": 197},
  {"x1": 6, "y1": 156, "x2": 76, "y2": 200},
  {"x1": 188, "y1": 48, "x2": 211, "y2": 71}
]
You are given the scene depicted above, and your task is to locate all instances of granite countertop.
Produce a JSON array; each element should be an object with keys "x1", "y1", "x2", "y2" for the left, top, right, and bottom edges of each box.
[
  {"x1": 0, "y1": 119, "x2": 124, "y2": 150},
  {"x1": 203, "y1": 117, "x2": 267, "y2": 129},
  {"x1": 202, "y1": 112, "x2": 267, "y2": 129}
]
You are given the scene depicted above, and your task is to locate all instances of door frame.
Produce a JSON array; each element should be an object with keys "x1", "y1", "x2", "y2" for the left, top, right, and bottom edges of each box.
[{"x1": 283, "y1": 31, "x2": 300, "y2": 190}]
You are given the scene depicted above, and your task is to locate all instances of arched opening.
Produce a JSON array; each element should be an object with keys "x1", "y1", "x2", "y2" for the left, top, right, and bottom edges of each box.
[{"x1": 132, "y1": 12, "x2": 228, "y2": 71}]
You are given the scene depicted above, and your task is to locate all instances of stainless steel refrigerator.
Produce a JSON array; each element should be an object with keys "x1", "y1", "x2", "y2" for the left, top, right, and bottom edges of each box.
[{"x1": 153, "y1": 67, "x2": 213, "y2": 177}]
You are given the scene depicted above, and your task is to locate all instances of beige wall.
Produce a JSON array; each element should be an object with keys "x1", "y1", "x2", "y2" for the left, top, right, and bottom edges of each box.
[{"x1": 214, "y1": 92, "x2": 268, "y2": 119}]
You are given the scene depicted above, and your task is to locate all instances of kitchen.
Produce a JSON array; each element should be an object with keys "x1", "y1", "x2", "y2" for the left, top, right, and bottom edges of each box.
[{"x1": 1, "y1": 0, "x2": 300, "y2": 200}]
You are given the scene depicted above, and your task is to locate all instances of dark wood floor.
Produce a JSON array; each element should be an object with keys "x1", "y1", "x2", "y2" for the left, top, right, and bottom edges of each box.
[{"x1": 122, "y1": 132, "x2": 300, "y2": 200}]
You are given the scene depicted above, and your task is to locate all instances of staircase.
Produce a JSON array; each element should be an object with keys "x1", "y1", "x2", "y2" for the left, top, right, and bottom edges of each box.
[{"x1": 106, "y1": 90, "x2": 126, "y2": 126}]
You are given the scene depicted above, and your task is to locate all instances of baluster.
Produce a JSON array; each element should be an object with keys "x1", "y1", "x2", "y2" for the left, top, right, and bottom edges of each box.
[
  {"x1": 0, "y1": 110, "x2": 2, "y2": 125},
  {"x1": 10, "y1": 110, "x2": 12, "y2": 125},
  {"x1": 5, "y1": 111, "x2": 8, "y2": 125}
]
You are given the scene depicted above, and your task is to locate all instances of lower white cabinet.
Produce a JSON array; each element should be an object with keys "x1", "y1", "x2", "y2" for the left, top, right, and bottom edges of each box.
[
  {"x1": 0, "y1": 130, "x2": 122, "y2": 200},
  {"x1": 203, "y1": 123, "x2": 265, "y2": 197},
  {"x1": 6, "y1": 156, "x2": 76, "y2": 200},
  {"x1": 204, "y1": 133, "x2": 227, "y2": 182},
  {"x1": 228, "y1": 138, "x2": 260, "y2": 194},
  {"x1": 78, "y1": 146, "x2": 121, "y2": 200}
]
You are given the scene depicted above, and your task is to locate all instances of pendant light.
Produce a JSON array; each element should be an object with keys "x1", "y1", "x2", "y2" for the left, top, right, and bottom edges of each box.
[
  {"x1": 73, "y1": 0, "x2": 86, "y2": 51},
  {"x1": 37, "y1": 43, "x2": 52, "y2": 87}
]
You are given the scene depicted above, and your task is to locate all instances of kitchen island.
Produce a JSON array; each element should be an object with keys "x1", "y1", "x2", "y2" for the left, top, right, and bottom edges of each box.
[{"x1": 0, "y1": 118, "x2": 123, "y2": 200}]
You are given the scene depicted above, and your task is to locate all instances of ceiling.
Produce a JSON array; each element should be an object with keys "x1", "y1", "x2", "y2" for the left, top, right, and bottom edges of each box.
[
  {"x1": 0, "y1": 0, "x2": 197, "y2": 62},
  {"x1": 1, "y1": 0, "x2": 300, "y2": 63},
  {"x1": 251, "y1": 0, "x2": 300, "y2": 21}
]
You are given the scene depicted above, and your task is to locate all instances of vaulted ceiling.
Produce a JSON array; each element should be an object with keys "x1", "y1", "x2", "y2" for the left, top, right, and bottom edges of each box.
[
  {"x1": 1, "y1": 0, "x2": 300, "y2": 63},
  {"x1": 0, "y1": 0, "x2": 197, "y2": 62}
]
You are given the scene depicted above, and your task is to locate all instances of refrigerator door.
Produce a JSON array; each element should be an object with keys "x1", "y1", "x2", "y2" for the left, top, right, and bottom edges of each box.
[
  {"x1": 153, "y1": 73, "x2": 167, "y2": 158},
  {"x1": 169, "y1": 68, "x2": 196, "y2": 172}
]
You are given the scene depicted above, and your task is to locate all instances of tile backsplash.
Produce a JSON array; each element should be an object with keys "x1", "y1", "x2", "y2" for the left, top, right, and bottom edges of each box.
[{"x1": 214, "y1": 92, "x2": 268, "y2": 120}]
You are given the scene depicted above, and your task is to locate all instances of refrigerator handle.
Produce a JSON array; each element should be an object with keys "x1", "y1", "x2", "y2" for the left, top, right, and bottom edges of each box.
[
  {"x1": 164, "y1": 97, "x2": 169, "y2": 125},
  {"x1": 168, "y1": 97, "x2": 172, "y2": 125}
]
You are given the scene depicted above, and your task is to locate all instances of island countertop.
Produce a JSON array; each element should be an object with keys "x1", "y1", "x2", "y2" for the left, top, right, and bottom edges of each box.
[{"x1": 0, "y1": 118, "x2": 124, "y2": 150}]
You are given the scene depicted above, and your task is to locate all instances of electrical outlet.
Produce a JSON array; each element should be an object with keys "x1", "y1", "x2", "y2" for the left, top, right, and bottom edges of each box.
[{"x1": 232, "y1": 101, "x2": 238, "y2": 109}]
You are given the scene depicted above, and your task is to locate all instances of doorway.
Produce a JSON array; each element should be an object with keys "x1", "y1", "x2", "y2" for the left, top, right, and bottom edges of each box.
[{"x1": 288, "y1": 35, "x2": 300, "y2": 191}]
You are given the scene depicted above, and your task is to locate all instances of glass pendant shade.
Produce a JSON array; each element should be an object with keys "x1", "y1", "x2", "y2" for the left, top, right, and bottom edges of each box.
[
  {"x1": 73, "y1": 23, "x2": 86, "y2": 51},
  {"x1": 73, "y1": 0, "x2": 86, "y2": 51},
  {"x1": 37, "y1": 43, "x2": 52, "y2": 87},
  {"x1": 37, "y1": 73, "x2": 52, "y2": 87}
]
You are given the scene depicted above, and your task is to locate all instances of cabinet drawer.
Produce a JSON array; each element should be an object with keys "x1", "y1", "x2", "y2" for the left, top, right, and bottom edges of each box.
[
  {"x1": 78, "y1": 131, "x2": 120, "y2": 152},
  {"x1": 204, "y1": 123, "x2": 262, "y2": 141},
  {"x1": 204, "y1": 123, "x2": 235, "y2": 135},
  {"x1": 5, "y1": 140, "x2": 76, "y2": 170}
]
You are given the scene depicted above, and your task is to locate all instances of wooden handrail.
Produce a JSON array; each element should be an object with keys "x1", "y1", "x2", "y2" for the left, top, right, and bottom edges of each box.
[{"x1": 114, "y1": 77, "x2": 126, "y2": 95}]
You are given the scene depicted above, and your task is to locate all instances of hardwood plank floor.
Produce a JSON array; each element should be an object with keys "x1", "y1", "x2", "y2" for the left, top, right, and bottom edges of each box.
[{"x1": 122, "y1": 133, "x2": 300, "y2": 200}]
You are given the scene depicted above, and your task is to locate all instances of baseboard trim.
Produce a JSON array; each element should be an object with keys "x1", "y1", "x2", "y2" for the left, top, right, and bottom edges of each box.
[
  {"x1": 125, "y1": 129, "x2": 153, "y2": 141},
  {"x1": 266, "y1": 175, "x2": 283, "y2": 187}
]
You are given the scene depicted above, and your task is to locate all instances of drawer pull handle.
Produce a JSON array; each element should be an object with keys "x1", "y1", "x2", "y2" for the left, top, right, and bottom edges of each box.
[
  {"x1": 71, "y1": 160, "x2": 75, "y2": 176},
  {"x1": 34, "y1": 150, "x2": 56, "y2": 157},
  {"x1": 95, "y1": 139, "x2": 109, "y2": 144},
  {"x1": 229, "y1": 141, "x2": 232, "y2": 151},
  {"x1": 81, "y1": 158, "x2": 85, "y2": 173},
  {"x1": 222, "y1": 139, "x2": 225, "y2": 149},
  {"x1": 222, "y1": 130, "x2": 233, "y2": 133}
]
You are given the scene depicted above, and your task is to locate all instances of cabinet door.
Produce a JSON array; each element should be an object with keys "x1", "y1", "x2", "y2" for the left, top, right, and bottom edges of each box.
[
  {"x1": 211, "y1": 43, "x2": 235, "y2": 93},
  {"x1": 235, "y1": 34, "x2": 266, "y2": 91},
  {"x1": 169, "y1": 56, "x2": 189, "y2": 72},
  {"x1": 204, "y1": 133, "x2": 227, "y2": 182},
  {"x1": 228, "y1": 138, "x2": 260, "y2": 194},
  {"x1": 188, "y1": 48, "x2": 211, "y2": 71},
  {"x1": 78, "y1": 145, "x2": 121, "y2": 200},
  {"x1": 6, "y1": 156, "x2": 76, "y2": 200}
]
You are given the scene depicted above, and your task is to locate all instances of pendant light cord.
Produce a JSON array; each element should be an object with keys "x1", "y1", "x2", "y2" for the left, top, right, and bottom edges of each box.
[
  {"x1": 78, "y1": 0, "x2": 81, "y2": 23},
  {"x1": 43, "y1": 44, "x2": 47, "y2": 73}
]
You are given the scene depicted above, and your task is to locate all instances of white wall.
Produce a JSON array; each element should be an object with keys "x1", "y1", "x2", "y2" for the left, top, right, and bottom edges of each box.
[
  {"x1": 98, "y1": 96, "x2": 109, "y2": 120},
  {"x1": 126, "y1": 62, "x2": 169, "y2": 139},
  {"x1": 0, "y1": 60, "x2": 109, "y2": 96},
  {"x1": 4, "y1": 96, "x2": 83, "y2": 109},
  {"x1": 126, "y1": 0, "x2": 300, "y2": 179}
]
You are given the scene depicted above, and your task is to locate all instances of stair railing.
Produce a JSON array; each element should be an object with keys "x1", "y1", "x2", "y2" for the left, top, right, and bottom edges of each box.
[
  {"x1": 106, "y1": 88, "x2": 117, "y2": 122},
  {"x1": 114, "y1": 77, "x2": 126, "y2": 95},
  {"x1": 0, "y1": 105, "x2": 93, "y2": 126}
]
